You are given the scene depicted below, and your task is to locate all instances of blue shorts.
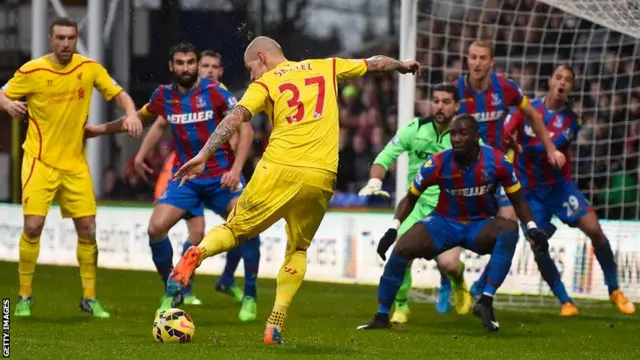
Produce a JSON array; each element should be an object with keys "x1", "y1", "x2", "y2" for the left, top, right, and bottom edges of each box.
[
  {"x1": 521, "y1": 181, "x2": 591, "y2": 233},
  {"x1": 419, "y1": 213, "x2": 492, "y2": 258},
  {"x1": 496, "y1": 185, "x2": 511, "y2": 208},
  {"x1": 182, "y1": 207, "x2": 204, "y2": 220},
  {"x1": 157, "y1": 176, "x2": 246, "y2": 218}
]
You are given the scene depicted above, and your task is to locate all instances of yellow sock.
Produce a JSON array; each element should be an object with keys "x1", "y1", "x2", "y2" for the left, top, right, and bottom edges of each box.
[
  {"x1": 18, "y1": 233, "x2": 41, "y2": 298},
  {"x1": 77, "y1": 237, "x2": 98, "y2": 299},
  {"x1": 267, "y1": 250, "x2": 308, "y2": 329},
  {"x1": 197, "y1": 224, "x2": 239, "y2": 263}
]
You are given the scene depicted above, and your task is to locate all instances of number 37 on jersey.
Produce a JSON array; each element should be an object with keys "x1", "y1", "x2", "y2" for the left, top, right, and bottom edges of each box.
[{"x1": 236, "y1": 58, "x2": 369, "y2": 125}]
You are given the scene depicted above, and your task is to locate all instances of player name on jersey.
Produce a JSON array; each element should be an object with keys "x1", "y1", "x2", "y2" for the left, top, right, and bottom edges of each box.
[
  {"x1": 447, "y1": 184, "x2": 494, "y2": 197},
  {"x1": 471, "y1": 110, "x2": 505, "y2": 123},
  {"x1": 273, "y1": 62, "x2": 313, "y2": 77},
  {"x1": 166, "y1": 110, "x2": 214, "y2": 124}
]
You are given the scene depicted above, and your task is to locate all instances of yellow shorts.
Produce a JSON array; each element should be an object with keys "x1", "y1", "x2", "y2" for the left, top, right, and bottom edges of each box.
[
  {"x1": 226, "y1": 160, "x2": 336, "y2": 252},
  {"x1": 21, "y1": 152, "x2": 97, "y2": 219}
]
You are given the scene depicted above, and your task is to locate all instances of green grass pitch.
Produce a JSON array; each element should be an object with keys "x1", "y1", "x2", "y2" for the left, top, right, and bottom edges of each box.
[{"x1": 0, "y1": 261, "x2": 638, "y2": 360}]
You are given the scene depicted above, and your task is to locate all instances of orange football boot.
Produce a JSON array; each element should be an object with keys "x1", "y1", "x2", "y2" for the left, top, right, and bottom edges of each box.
[
  {"x1": 166, "y1": 246, "x2": 202, "y2": 295},
  {"x1": 263, "y1": 327, "x2": 284, "y2": 345},
  {"x1": 610, "y1": 290, "x2": 636, "y2": 315},
  {"x1": 559, "y1": 302, "x2": 579, "y2": 317}
]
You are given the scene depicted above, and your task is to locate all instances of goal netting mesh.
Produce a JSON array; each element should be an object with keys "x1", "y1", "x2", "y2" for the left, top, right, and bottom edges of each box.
[{"x1": 409, "y1": 0, "x2": 640, "y2": 309}]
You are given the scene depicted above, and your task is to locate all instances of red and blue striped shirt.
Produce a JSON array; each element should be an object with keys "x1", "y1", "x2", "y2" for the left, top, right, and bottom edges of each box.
[
  {"x1": 504, "y1": 97, "x2": 581, "y2": 189},
  {"x1": 410, "y1": 145, "x2": 521, "y2": 221},
  {"x1": 142, "y1": 78, "x2": 238, "y2": 178},
  {"x1": 455, "y1": 73, "x2": 528, "y2": 150}
]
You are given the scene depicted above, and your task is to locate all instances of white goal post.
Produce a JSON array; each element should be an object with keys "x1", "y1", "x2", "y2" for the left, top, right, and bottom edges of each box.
[{"x1": 397, "y1": 0, "x2": 640, "y2": 307}]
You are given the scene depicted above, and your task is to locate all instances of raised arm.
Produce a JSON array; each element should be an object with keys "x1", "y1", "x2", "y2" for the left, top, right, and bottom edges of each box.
[
  {"x1": 333, "y1": 56, "x2": 420, "y2": 81},
  {"x1": 365, "y1": 55, "x2": 420, "y2": 74}
]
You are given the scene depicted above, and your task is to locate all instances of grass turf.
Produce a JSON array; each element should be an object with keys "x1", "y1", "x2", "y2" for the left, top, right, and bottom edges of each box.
[{"x1": 0, "y1": 261, "x2": 638, "y2": 360}]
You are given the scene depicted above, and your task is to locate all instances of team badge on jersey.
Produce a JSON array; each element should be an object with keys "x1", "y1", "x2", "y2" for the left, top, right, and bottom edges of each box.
[
  {"x1": 196, "y1": 96, "x2": 207, "y2": 109},
  {"x1": 553, "y1": 115, "x2": 564, "y2": 129},
  {"x1": 491, "y1": 93, "x2": 502, "y2": 106}
]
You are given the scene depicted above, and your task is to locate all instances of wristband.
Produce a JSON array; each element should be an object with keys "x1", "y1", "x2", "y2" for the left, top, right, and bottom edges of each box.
[
  {"x1": 526, "y1": 221, "x2": 537, "y2": 230},
  {"x1": 392, "y1": 219, "x2": 401, "y2": 230}
]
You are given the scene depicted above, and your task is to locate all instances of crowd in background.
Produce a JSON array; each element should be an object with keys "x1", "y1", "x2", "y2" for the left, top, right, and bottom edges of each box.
[{"x1": 101, "y1": 0, "x2": 640, "y2": 220}]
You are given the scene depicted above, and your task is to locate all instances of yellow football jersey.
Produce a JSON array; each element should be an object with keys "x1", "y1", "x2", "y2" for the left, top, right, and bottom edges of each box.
[
  {"x1": 238, "y1": 57, "x2": 368, "y2": 173},
  {"x1": 1, "y1": 53, "x2": 123, "y2": 172}
]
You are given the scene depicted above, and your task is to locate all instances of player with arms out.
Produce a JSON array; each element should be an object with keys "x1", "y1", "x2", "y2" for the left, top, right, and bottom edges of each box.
[
  {"x1": 134, "y1": 49, "x2": 260, "y2": 311},
  {"x1": 455, "y1": 40, "x2": 566, "y2": 297},
  {"x1": 503, "y1": 64, "x2": 636, "y2": 316},
  {"x1": 0, "y1": 17, "x2": 142, "y2": 318},
  {"x1": 86, "y1": 42, "x2": 261, "y2": 321},
  {"x1": 166, "y1": 36, "x2": 420, "y2": 344},
  {"x1": 358, "y1": 83, "x2": 471, "y2": 321},
  {"x1": 357, "y1": 114, "x2": 549, "y2": 332}
]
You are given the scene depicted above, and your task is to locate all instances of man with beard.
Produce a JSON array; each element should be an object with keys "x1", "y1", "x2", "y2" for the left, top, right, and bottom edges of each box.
[
  {"x1": 358, "y1": 114, "x2": 550, "y2": 332},
  {"x1": 503, "y1": 64, "x2": 636, "y2": 317},
  {"x1": 85, "y1": 42, "x2": 259, "y2": 319},
  {"x1": 358, "y1": 83, "x2": 472, "y2": 322},
  {"x1": 129, "y1": 48, "x2": 260, "y2": 322}
]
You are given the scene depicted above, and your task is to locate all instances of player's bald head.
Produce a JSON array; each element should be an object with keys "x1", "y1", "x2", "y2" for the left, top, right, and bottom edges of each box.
[{"x1": 244, "y1": 36, "x2": 283, "y2": 62}]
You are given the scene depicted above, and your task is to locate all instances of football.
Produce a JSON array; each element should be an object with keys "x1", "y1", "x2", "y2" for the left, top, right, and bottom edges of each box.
[{"x1": 152, "y1": 308, "x2": 195, "y2": 343}]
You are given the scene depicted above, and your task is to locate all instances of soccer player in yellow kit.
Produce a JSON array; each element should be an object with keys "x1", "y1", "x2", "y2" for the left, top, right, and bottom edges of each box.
[
  {"x1": 0, "y1": 17, "x2": 141, "y2": 318},
  {"x1": 168, "y1": 36, "x2": 420, "y2": 344}
]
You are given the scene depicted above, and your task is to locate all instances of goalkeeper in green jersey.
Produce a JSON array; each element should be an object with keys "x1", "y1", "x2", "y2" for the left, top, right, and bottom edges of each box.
[{"x1": 358, "y1": 83, "x2": 472, "y2": 323}]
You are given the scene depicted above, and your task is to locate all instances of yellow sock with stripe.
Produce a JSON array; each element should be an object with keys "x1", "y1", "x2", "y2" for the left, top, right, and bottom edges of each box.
[
  {"x1": 18, "y1": 233, "x2": 41, "y2": 298},
  {"x1": 267, "y1": 250, "x2": 307, "y2": 330},
  {"x1": 77, "y1": 237, "x2": 98, "y2": 299}
]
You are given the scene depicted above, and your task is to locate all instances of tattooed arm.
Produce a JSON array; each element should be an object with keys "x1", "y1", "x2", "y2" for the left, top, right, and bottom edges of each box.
[
  {"x1": 366, "y1": 55, "x2": 404, "y2": 72},
  {"x1": 198, "y1": 105, "x2": 253, "y2": 159},
  {"x1": 365, "y1": 55, "x2": 420, "y2": 74}
]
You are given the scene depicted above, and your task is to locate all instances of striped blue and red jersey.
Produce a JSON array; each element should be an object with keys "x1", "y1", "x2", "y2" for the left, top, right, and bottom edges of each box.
[
  {"x1": 142, "y1": 78, "x2": 238, "y2": 178},
  {"x1": 454, "y1": 73, "x2": 529, "y2": 149},
  {"x1": 410, "y1": 145, "x2": 521, "y2": 221},
  {"x1": 504, "y1": 97, "x2": 581, "y2": 189}
]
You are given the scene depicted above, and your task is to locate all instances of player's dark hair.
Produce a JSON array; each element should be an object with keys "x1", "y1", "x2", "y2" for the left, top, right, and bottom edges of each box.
[
  {"x1": 555, "y1": 63, "x2": 576, "y2": 81},
  {"x1": 469, "y1": 40, "x2": 494, "y2": 58},
  {"x1": 49, "y1": 17, "x2": 78, "y2": 35},
  {"x1": 454, "y1": 113, "x2": 478, "y2": 133},
  {"x1": 432, "y1": 83, "x2": 460, "y2": 103},
  {"x1": 169, "y1": 42, "x2": 199, "y2": 62},
  {"x1": 200, "y1": 50, "x2": 223, "y2": 65}
]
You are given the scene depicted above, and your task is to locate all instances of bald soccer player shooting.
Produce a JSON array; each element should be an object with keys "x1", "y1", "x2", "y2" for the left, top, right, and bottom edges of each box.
[{"x1": 166, "y1": 36, "x2": 420, "y2": 344}]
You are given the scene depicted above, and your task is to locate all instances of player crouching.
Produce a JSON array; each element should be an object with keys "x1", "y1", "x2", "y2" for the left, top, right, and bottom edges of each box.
[{"x1": 357, "y1": 114, "x2": 549, "y2": 332}]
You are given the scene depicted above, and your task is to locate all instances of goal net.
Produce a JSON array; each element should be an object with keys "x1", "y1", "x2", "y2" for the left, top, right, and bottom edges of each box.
[{"x1": 407, "y1": 0, "x2": 640, "y2": 309}]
